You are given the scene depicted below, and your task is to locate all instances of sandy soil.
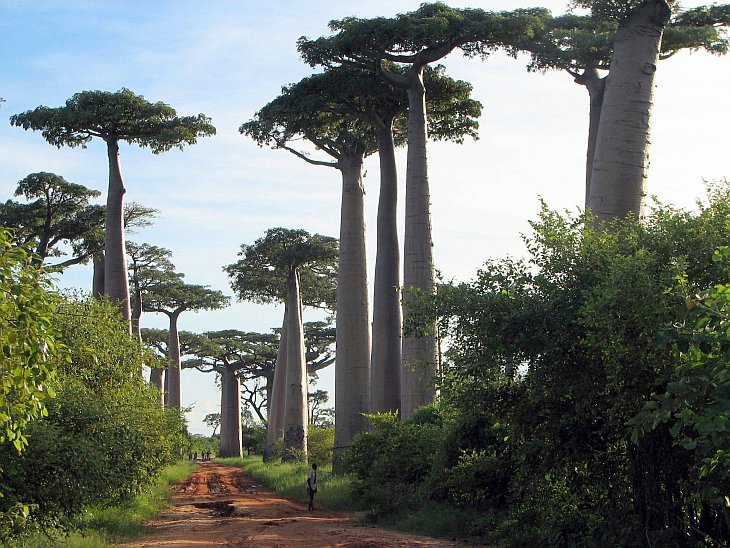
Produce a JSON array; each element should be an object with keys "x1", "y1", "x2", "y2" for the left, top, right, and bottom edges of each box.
[{"x1": 119, "y1": 461, "x2": 470, "y2": 547}]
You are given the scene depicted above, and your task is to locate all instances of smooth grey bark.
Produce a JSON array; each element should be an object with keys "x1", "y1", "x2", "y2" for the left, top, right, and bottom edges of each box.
[
  {"x1": 370, "y1": 122, "x2": 402, "y2": 415},
  {"x1": 574, "y1": 69, "x2": 607, "y2": 206},
  {"x1": 334, "y1": 153, "x2": 371, "y2": 464},
  {"x1": 103, "y1": 139, "x2": 132, "y2": 329},
  {"x1": 400, "y1": 68, "x2": 439, "y2": 420},
  {"x1": 149, "y1": 367, "x2": 164, "y2": 406},
  {"x1": 264, "y1": 310, "x2": 288, "y2": 462},
  {"x1": 164, "y1": 310, "x2": 182, "y2": 410},
  {"x1": 282, "y1": 269, "x2": 308, "y2": 462},
  {"x1": 92, "y1": 252, "x2": 105, "y2": 298},
  {"x1": 588, "y1": 0, "x2": 671, "y2": 222},
  {"x1": 218, "y1": 366, "x2": 242, "y2": 458}
]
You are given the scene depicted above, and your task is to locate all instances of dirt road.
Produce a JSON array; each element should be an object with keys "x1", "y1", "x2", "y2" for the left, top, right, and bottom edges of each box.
[{"x1": 120, "y1": 461, "x2": 467, "y2": 547}]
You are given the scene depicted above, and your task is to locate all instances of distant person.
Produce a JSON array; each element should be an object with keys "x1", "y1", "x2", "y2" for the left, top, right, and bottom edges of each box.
[
  {"x1": 307, "y1": 463, "x2": 318, "y2": 511},
  {"x1": 194, "y1": 451, "x2": 198, "y2": 460}
]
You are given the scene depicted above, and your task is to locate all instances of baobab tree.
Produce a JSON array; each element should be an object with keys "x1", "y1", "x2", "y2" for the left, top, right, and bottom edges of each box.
[
  {"x1": 141, "y1": 328, "x2": 200, "y2": 405},
  {"x1": 183, "y1": 325, "x2": 335, "y2": 457},
  {"x1": 525, "y1": 4, "x2": 729, "y2": 207},
  {"x1": 127, "y1": 242, "x2": 179, "y2": 344},
  {"x1": 225, "y1": 228, "x2": 337, "y2": 462},
  {"x1": 144, "y1": 280, "x2": 229, "y2": 410},
  {"x1": 11, "y1": 89, "x2": 215, "y2": 328},
  {"x1": 300, "y1": 3, "x2": 549, "y2": 418},
  {"x1": 0, "y1": 172, "x2": 104, "y2": 268},
  {"x1": 242, "y1": 88, "x2": 375, "y2": 460},
  {"x1": 270, "y1": 64, "x2": 481, "y2": 417}
]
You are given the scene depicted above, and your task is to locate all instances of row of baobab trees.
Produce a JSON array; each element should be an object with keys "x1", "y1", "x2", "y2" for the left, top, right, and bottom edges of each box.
[{"x1": 8, "y1": 0, "x2": 729, "y2": 463}]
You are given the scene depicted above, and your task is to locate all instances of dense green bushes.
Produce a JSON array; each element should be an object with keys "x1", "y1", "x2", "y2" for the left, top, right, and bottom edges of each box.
[
  {"x1": 0, "y1": 295, "x2": 186, "y2": 538},
  {"x1": 347, "y1": 184, "x2": 730, "y2": 546}
]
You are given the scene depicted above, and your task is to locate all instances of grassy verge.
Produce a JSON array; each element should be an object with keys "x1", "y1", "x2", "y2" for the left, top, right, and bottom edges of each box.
[
  {"x1": 14, "y1": 460, "x2": 197, "y2": 547},
  {"x1": 217, "y1": 456, "x2": 486, "y2": 543},
  {"x1": 216, "y1": 456, "x2": 360, "y2": 512}
]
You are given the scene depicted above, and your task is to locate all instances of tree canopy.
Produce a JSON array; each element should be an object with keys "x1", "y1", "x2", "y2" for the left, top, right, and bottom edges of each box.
[
  {"x1": 10, "y1": 88, "x2": 216, "y2": 151},
  {"x1": 224, "y1": 227, "x2": 338, "y2": 309},
  {"x1": 0, "y1": 172, "x2": 104, "y2": 269}
]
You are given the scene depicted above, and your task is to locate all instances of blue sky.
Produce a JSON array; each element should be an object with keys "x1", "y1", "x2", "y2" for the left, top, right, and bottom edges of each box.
[{"x1": 1, "y1": 0, "x2": 728, "y2": 434}]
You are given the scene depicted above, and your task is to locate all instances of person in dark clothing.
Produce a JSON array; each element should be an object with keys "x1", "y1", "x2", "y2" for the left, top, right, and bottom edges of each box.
[{"x1": 307, "y1": 463, "x2": 318, "y2": 511}]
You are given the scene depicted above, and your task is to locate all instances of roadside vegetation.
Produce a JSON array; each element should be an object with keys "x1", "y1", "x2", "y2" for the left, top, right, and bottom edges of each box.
[{"x1": 10, "y1": 461, "x2": 196, "y2": 547}]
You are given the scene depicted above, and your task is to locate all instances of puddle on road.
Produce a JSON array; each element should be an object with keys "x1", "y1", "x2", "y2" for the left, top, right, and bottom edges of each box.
[{"x1": 193, "y1": 500, "x2": 236, "y2": 517}]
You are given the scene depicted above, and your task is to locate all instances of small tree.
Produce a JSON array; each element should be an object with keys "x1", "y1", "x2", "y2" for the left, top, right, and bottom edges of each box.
[
  {"x1": 11, "y1": 89, "x2": 215, "y2": 327},
  {"x1": 0, "y1": 172, "x2": 104, "y2": 269}
]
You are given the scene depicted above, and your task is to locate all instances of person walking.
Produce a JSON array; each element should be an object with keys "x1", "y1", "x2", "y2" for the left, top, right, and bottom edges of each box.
[{"x1": 307, "y1": 463, "x2": 318, "y2": 511}]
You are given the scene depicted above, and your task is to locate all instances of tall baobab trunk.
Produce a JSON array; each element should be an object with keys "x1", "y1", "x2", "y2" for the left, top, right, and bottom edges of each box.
[
  {"x1": 104, "y1": 138, "x2": 132, "y2": 330},
  {"x1": 574, "y1": 69, "x2": 607, "y2": 206},
  {"x1": 92, "y1": 252, "x2": 105, "y2": 298},
  {"x1": 282, "y1": 269, "x2": 308, "y2": 462},
  {"x1": 334, "y1": 153, "x2": 371, "y2": 465},
  {"x1": 264, "y1": 310, "x2": 288, "y2": 462},
  {"x1": 165, "y1": 311, "x2": 182, "y2": 410},
  {"x1": 218, "y1": 366, "x2": 242, "y2": 458},
  {"x1": 401, "y1": 67, "x2": 439, "y2": 420},
  {"x1": 150, "y1": 367, "x2": 164, "y2": 406},
  {"x1": 370, "y1": 121, "x2": 402, "y2": 415},
  {"x1": 587, "y1": 0, "x2": 671, "y2": 222}
]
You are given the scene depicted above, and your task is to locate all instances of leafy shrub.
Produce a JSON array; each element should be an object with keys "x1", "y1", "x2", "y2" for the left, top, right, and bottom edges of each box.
[
  {"x1": 345, "y1": 411, "x2": 442, "y2": 515},
  {"x1": 307, "y1": 427, "x2": 334, "y2": 466},
  {"x1": 0, "y1": 296, "x2": 186, "y2": 534}
]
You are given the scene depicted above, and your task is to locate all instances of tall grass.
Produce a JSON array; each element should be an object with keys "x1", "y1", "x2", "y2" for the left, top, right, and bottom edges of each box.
[
  {"x1": 217, "y1": 456, "x2": 360, "y2": 512},
  {"x1": 13, "y1": 460, "x2": 197, "y2": 547}
]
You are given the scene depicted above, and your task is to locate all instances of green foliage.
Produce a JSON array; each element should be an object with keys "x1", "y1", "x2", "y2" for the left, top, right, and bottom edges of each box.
[
  {"x1": 0, "y1": 173, "x2": 104, "y2": 268},
  {"x1": 298, "y1": 3, "x2": 550, "y2": 68},
  {"x1": 307, "y1": 427, "x2": 335, "y2": 466},
  {"x1": 10, "y1": 88, "x2": 215, "y2": 152},
  {"x1": 10, "y1": 460, "x2": 196, "y2": 547},
  {"x1": 0, "y1": 296, "x2": 187, "y2": 537},
  {"x1": 528, "y1": 1, "x2": 729, "y2": 76},
  {"x1": 628, "y1": 243, "x2": 730, "y2": 517},
  {"x1": 0, "y1": 227, "x2": 62, "y2": 453},
  {"x1": 345, "y1": 410, "x2": 442, "y2": 516},
  {"x1": 144, "y1": 280, "x2": 229, "y2": 316},
  {"x1": 224, "y1": 227, "x2": 338, "y2": 308},
  {"x1": 350, "y1": 183, "x2": 730, "y2": 545}
]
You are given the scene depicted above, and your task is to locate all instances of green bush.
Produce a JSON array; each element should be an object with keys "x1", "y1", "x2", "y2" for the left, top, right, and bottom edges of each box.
[
  {"x1": 0, "y1": 296, "x2": 186, "y2": 536},
  {"x1": 307, "y1": 427, "x2": 334, "y2": 466},
  {"x1": 345, "y1": 411, "x2": 442, "y2": 516}
]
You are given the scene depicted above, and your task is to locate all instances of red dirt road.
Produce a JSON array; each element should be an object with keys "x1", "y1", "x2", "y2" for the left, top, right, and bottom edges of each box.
[{"x1": 120, "y1": 462, "x2": 469, "y2": 547}]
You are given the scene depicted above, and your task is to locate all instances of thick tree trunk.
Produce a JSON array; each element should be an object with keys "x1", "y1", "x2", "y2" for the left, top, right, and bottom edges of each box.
[
  {"x1": 92, "y1": 252, "x2": 105, "y2": 298},
  {"x1": 149, "y1": 367, "x2": 164, "y2": 406},
  {"x1": 370, "y1": 122, "x2": 402, "y2": 415},
  {"x1": 165, "y1": 311, "x2": 182, "y2": 410},
  {"x1": 401, "y1": 67, "x2": 439, "y2": 420},
  {"x1": 587, "y1": 0, "x2": 671, "y2": 222},
  {"x1": 574, "y1": 69, "x2": 607, "y2": 207},
  {"x1": 264, "y1": 310, "x2": 288, "y2": 462},
  {"x1": 282, "y1": 269, "x2": 308, "y2": 463},
  {"x1": 334, "y1": 153, "x2": 371, "y2": 466},
  {"x1": 218, "y1": 366, "x2": 242, "y2": 458},
  {"x1": 103, "y1": 138, "x2": 132, "y2": 329}
]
